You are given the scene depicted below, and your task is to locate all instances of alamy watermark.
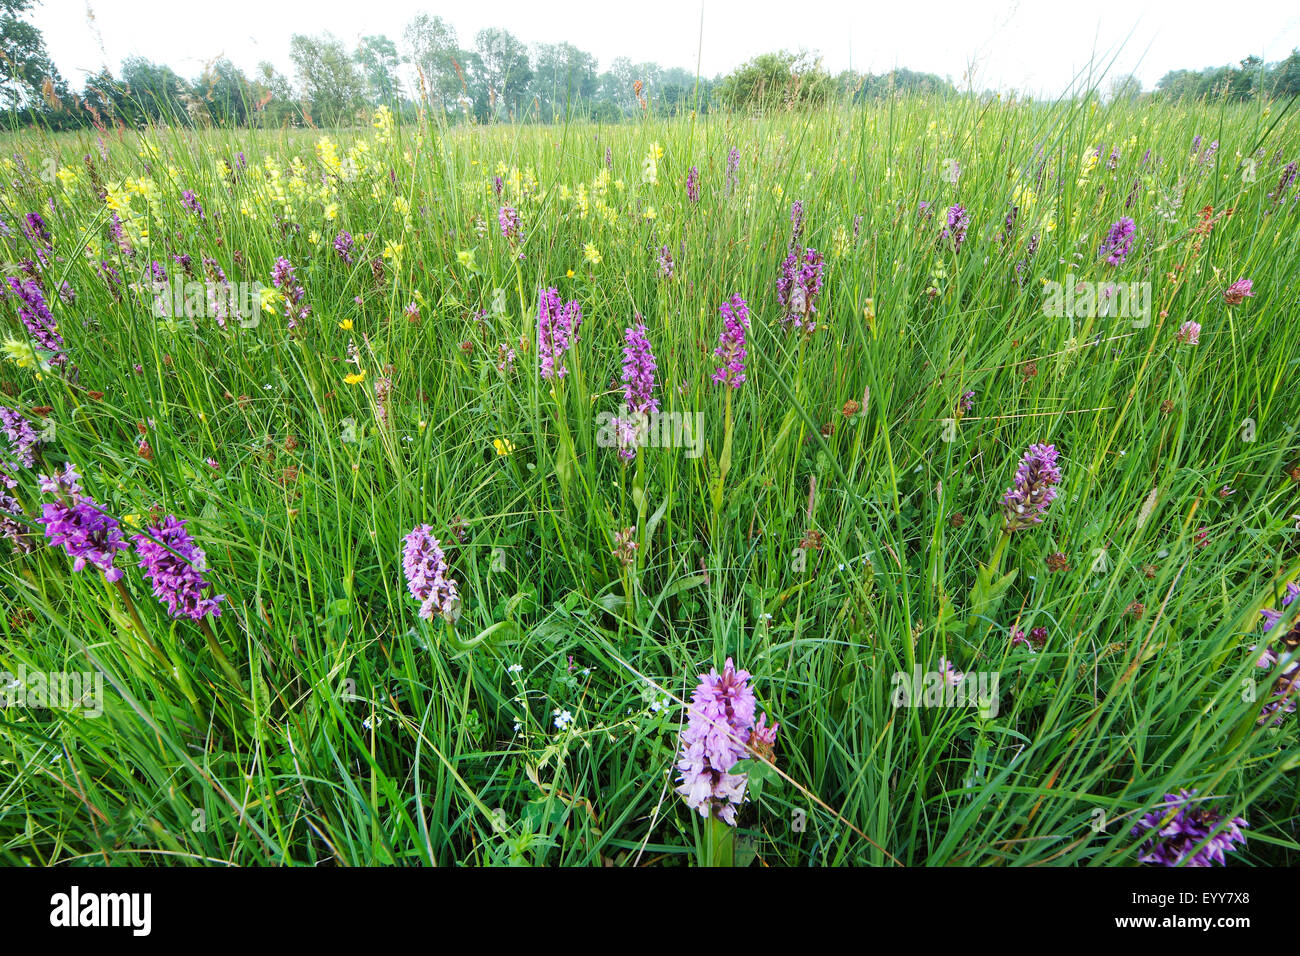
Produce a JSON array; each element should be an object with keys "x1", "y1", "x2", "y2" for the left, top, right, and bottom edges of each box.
[
  {"x1": 891, "y1": 664, "x2": 1000, "y2": 718},
  {"x1": 50, "y1": 886, "x2": 151, "y2": 936},
  {"x1": 153, "y1": 278, "x2": 262, "y2": 324},
  {"x1": 1043, "y1": 273, "x2": 1151, "y2": 328},
  {"x1": 1, "y1": 665, "x2": 103, "y2": 717},
  {"x1": 595, "y1": 405, "x2": 704, "y2": 459}
]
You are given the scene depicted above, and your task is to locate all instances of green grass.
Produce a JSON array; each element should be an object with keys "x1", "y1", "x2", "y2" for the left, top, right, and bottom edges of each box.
[{"x1": 1, "y1": 92, "x2": 1298, "y2": 866}]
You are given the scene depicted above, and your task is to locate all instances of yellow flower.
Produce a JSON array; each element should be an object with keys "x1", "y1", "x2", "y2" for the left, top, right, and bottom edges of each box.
[
  {"x1": 260, "y1": 286, "x2": 279, "y2": 314},
  {"x1": 641, "y1": 143, "x2": 661, "y2": 185},
  {"x1": 338, "y1": 319, "x2": 354, "y2": 330},
  {"x1": 316, "y1": 136, "x2": 343, "y2": 177},
  {"x1": 493, "y1": 438, "x2": 516, "y2": 456},
  {"x1": 372, "y1": 105, "x2": 394, "y2": 142},
  {"x1": 643, "y1": 206, "x2": 656, "y2": 220},
  {"x1": 831, "y1": 224, "x2": 848, "y2": 258},
  {"x1": 583, "y1": 243, "x2": 602, "y2": 265},
  {"x1": 566, "y1": 269, "x2": 575, "y2": 278},
  {"x1": 2, "y1": 337, "x2": 51, "y2": 372},
  {"x1": 345, "y1": 371, "x2": 366, "y2": 385}
]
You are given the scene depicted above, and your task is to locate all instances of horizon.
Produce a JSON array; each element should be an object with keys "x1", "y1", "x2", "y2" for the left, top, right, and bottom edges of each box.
[{"x1": 31, "y1": 0, "x2": 1300, "y2": 100}]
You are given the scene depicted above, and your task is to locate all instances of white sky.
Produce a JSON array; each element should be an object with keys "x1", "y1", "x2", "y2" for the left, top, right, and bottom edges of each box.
[{"x1": 30, "y1": 0, "x2": 1300, "y2": 97}]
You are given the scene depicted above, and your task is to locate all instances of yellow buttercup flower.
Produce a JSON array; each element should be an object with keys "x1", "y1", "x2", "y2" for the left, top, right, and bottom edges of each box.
[
  {"x1": 339, "y1": 319, "x2": 354, "y2": 330},
  {"x1": 345, "y1": 371, "x2": 366, "y2": 385},
  {"x1": 493, "y1": 438, "x2": 516, "y2": 456}
]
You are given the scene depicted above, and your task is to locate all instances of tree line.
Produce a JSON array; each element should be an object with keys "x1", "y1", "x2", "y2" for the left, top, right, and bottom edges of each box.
[
  {"x1": 3, "y1": 0, "x2": 1298, "y2": 130},
  {"x1": 0, "y1": 2, "x2": 959, "y2": 129},
  {"x1": 1153, "y1": 53, "x2": 1300, "y2": 101}
]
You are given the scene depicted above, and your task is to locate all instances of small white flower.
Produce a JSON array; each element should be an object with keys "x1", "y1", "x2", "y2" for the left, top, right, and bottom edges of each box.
[{"x1": 506, "y1": 663, "x2": 523, "y2": 674}]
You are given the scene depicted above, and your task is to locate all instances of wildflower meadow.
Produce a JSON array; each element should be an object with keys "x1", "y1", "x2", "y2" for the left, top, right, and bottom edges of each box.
[{"x1": 1, "y1": 90, "x2": 1299, "y2": 870}]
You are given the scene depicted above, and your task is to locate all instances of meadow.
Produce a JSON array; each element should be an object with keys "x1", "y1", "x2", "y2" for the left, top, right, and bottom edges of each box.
[{"x1": 1, "y1": 92, "x2": 1298, "y2": 866}]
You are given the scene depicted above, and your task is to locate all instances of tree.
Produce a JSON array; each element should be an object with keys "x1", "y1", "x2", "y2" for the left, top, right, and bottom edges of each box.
[
  {"x1": 78, "y1": 67, "x2": 122, "y2": 125},
  {"x1": 607, "y1": 57, "x2": 639, "y2": 113},
  {"x1": 0, "y1": 0, "x2": 66, "y2": 111},
  {"x1": 117, "y1": 57, "x2": 187, "y2": 124},
  {"x1": 402, "y1": 13, "x2": 463, "y2": 113},
  {"x1": 1227, "y1": 55, "x2": 1262, "y2": 101},
  {"x1": 1104, "y1": 73, "x2": 1141, "y2": 104},
  {"x1": 197, "y1": 58, "x2": 253, "y2": 126},
  {"x1": 1269, "y1": 49, "x2": 1300, "y2": 98},
  {"x1": 530, "y1": 41, "x2": 597, "y2": 121},
  {"x1": 717, "y1": 50, "x2": 832, "y2": 112},
  {"x1": 289, "y1": 32, "x2": 365, "y2": 126},
  {"x1": 1155, "y1": 69, "x2": 1201, "y2": 100},
  {"x1": 354, "y1": 35, "x2": 401, "y2": 106},
  {"x1": 473, "y1": 27, "x2": 531, "y2": 120},
  {"x1": 250, "y1": 61, "x2": 299, "y2": 128}
]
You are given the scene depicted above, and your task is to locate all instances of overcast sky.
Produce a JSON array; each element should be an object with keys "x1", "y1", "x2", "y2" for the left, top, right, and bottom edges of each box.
[{"x1": 30, "y1": 0, "x2": 1300, "y2": 97}]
